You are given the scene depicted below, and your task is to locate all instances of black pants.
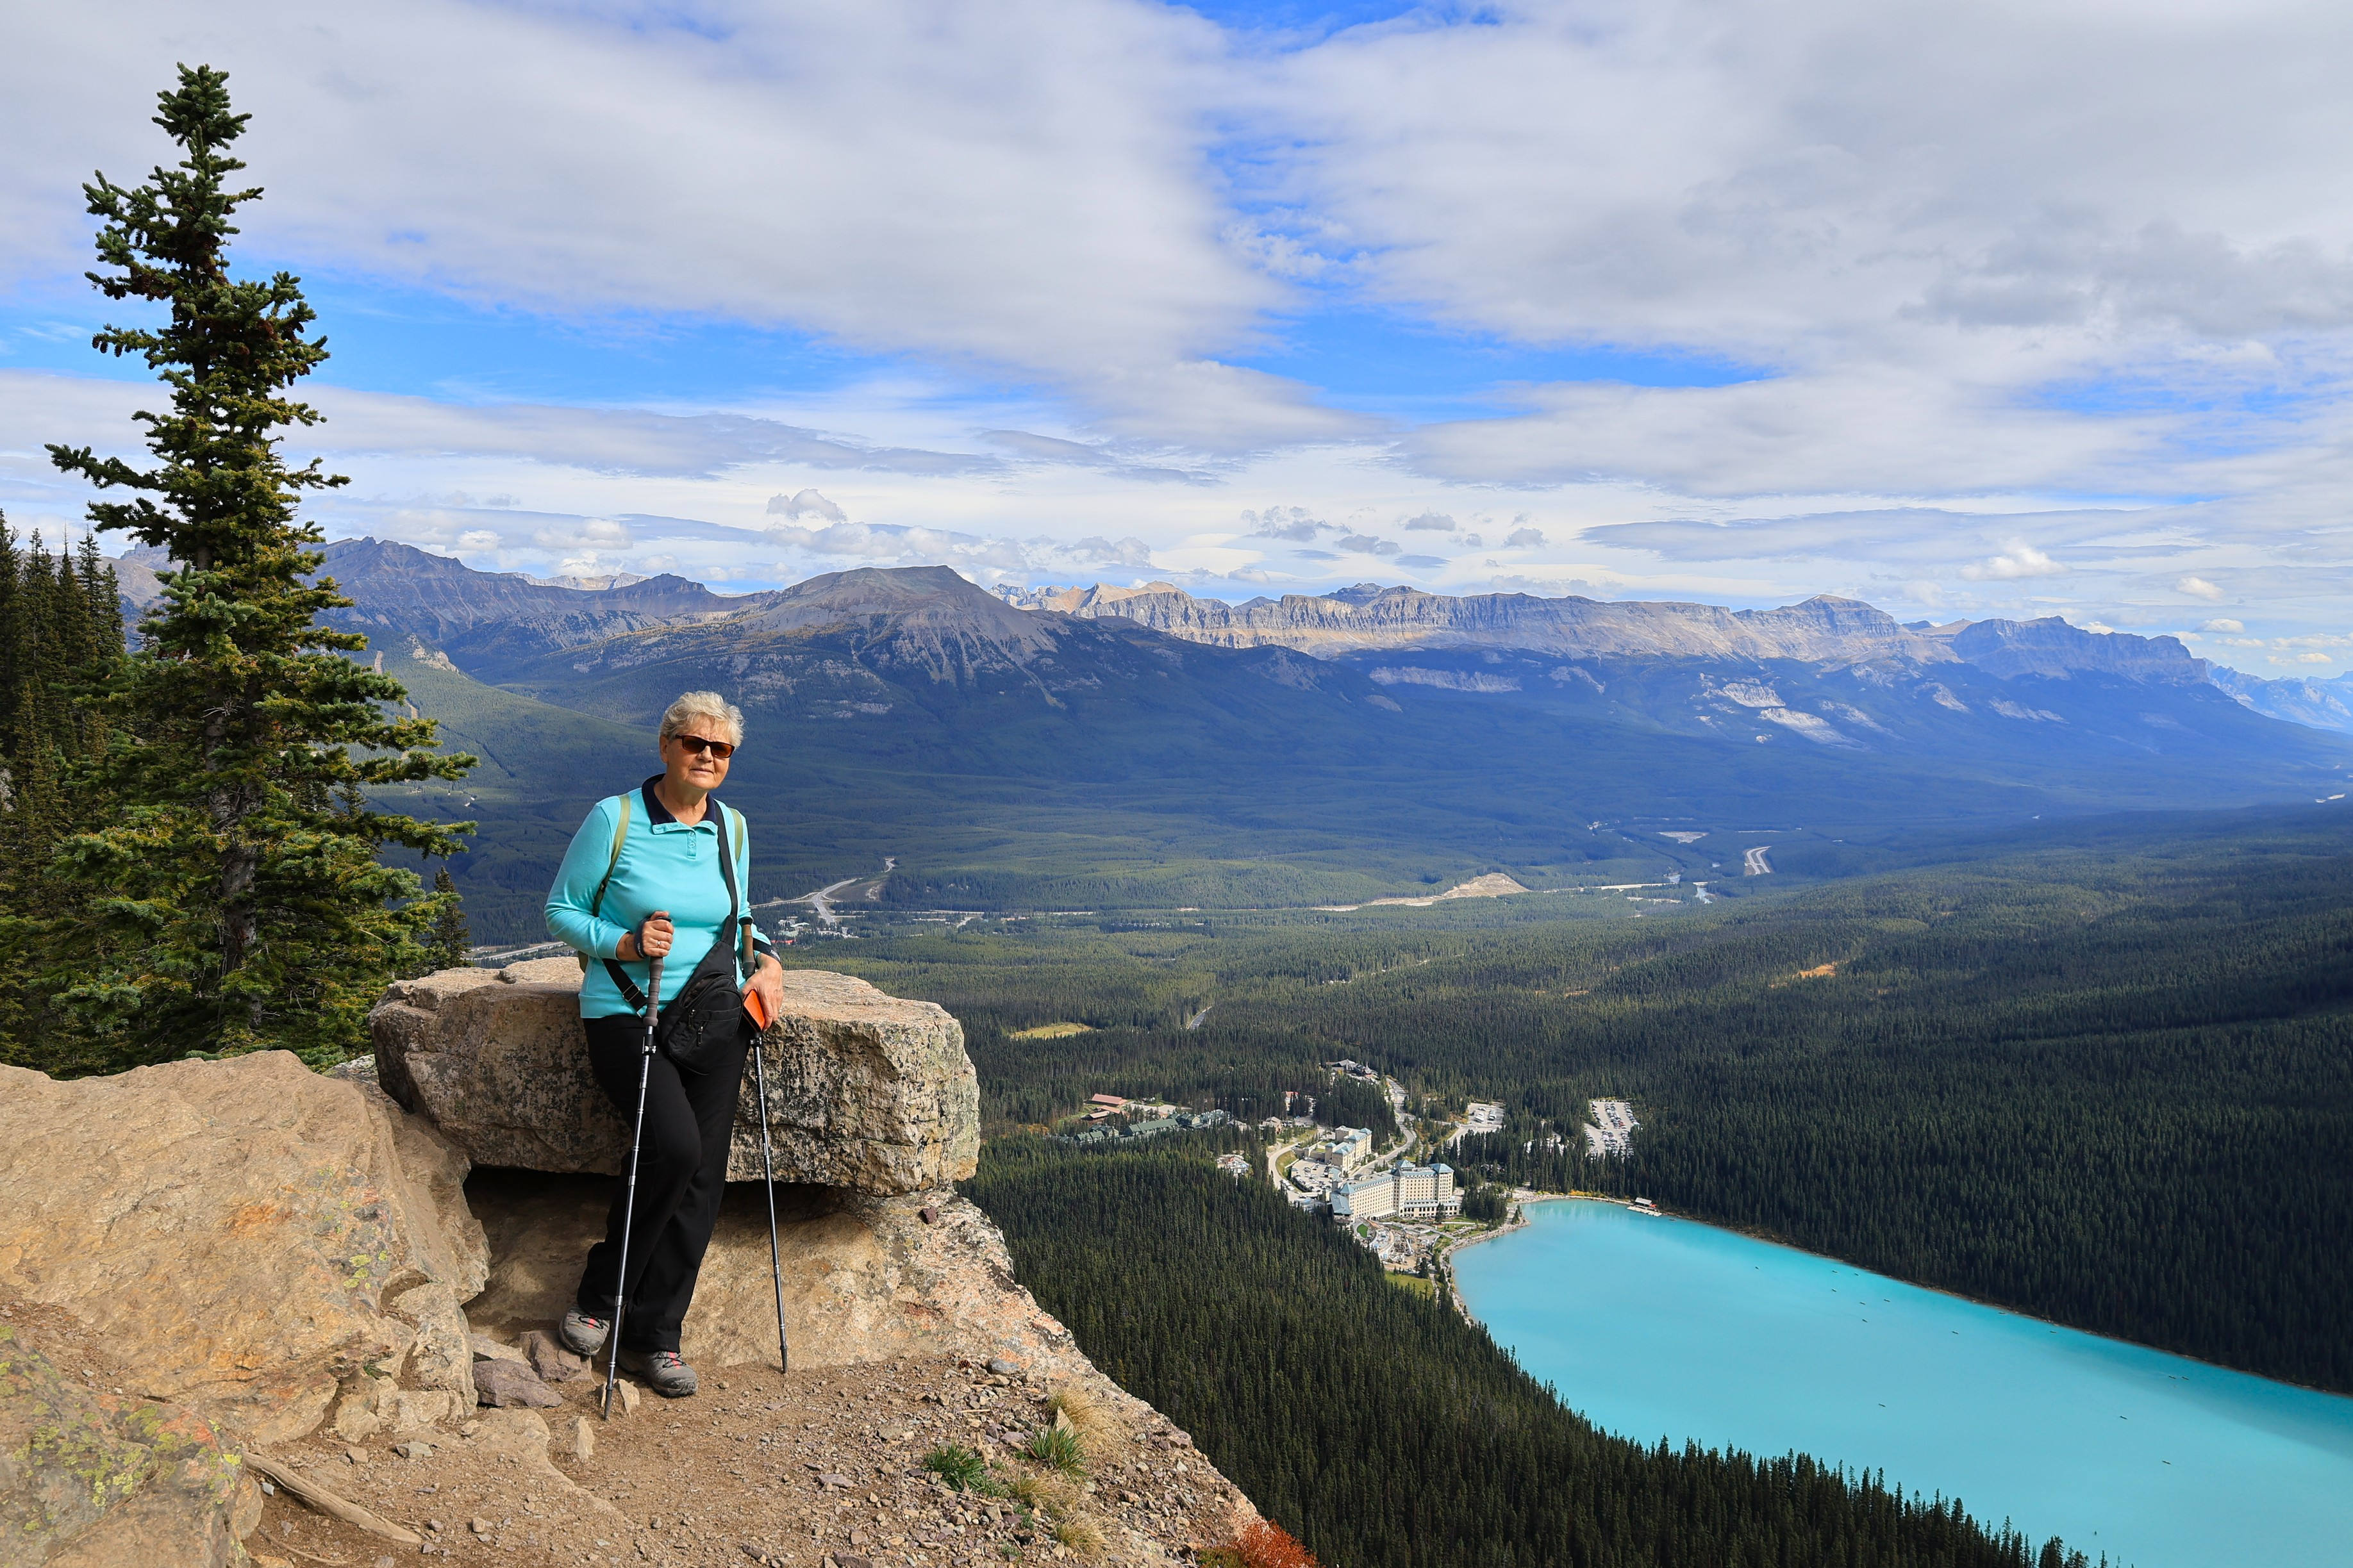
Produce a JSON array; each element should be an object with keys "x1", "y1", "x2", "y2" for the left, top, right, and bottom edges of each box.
[{"x1": 574, "y1": 1012, "x2": 748, "y2": 1354}]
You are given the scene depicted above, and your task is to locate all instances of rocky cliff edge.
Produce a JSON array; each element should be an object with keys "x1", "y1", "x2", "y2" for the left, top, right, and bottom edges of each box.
[{"x1": 0, "y1": 967, "x2": 1251, "y2": 1567}]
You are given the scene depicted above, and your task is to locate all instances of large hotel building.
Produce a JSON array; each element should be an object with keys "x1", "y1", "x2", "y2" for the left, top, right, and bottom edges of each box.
[{"x1": 1332, "y1": 1162, "x2": 1459, "y2": 1219}]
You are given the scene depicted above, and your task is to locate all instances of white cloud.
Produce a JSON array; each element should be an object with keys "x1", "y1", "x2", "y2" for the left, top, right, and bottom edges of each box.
[
  {"x1": 2175, "y1": 575, "x2": 2225, "y2": 600},
  {"x1": 0, "y1": 1, "x2": 1275, "y2": 414},
  {"x1": 769, "y1": 489, "x2": 849, "y2": 523},
  {"x1": 1243, "y1": 505, "x2": 1328, "y2": 541},
  {"x1": 978, "y1": 430, "x2": 1215, "y2": 484},
  {"x1": 1504, "y1": 527, "x2": 1547, "y2": 549},
  {"x1": 756, "y1": 518, "x2": 1159, "y2": 583},
  {"x1": 1261, "y1": 4, "x2": 2353, "y2": 354},
  {"x1": 532, "y1": 516, "x2": 633, "y2": 550},
  {"x1": 1399, "y1": 367, "x2": 2167, "y2": 498},
  {"x1": 1961, "y1": 542, "x2": 2066, "y2": 581},
  {"x1": 2201, "y1": 618, "x2": 2246, "y2": 633}
]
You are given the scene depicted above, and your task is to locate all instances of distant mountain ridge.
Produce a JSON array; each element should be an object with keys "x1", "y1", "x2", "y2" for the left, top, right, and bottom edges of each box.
[
  {"x1": 2209, "y1": 666, "x2": 2353, "y2": 734},
  {"x1": 265, "y1": 542, "x2": 2345, "y2": 803},
  {"x1": 125, "y1": 538, "x2": 747, "y2": 654},
  {"x1": 1000, "y1": 581, "x2": 1955, "y2": 664},
  {"x1": 1001, "y1": 577, "x2": 2311, "y2": 712},
  {"x1": 112, "y1": 541, "x2": 2336, "y2": 734}
]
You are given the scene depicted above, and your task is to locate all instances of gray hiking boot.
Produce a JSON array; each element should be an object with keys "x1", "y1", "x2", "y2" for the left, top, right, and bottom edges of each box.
[
  {"x1": 617, "y1": 1347, "x2": 698, "y2": 1398},
  {"x1": 559, "y1": 1309, "x2": 610, "y2": 1358}
]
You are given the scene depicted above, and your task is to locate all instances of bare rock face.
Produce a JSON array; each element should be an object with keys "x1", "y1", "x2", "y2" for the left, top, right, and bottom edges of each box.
[
  {"x1": 738, "y1": 968, "x2": 982, "y2": 1193},
  {"x1": 366, "y1": 961, "x2": 599, "y2": 1175},
  {"x1": 0, "y1": 1053, "x2": 488, "y2": 1446},
  {"x1": 385, "y1": 1281, "x2": 476, "y2": 1408},
  {"x1": 0, "y1": 1323, "x2": 261, "y2": 1568},
  {"x1": 368, "y1": 960, "x2": 980, "y2": 1194},
  {"x1": 461, "y1": 1171, "x2": 1087, "y2": 1378}
]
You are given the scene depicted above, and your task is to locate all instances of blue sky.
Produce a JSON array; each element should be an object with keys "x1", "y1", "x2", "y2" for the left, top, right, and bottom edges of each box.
[{"x1": 6, "y1": 1, "x2": 2353, "y2": 674}]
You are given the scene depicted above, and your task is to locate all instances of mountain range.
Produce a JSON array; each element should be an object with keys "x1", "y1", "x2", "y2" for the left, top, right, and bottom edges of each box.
[
  {"x1": 998, "y1": 578, "x2": 2325, "y2": 710},
  {"x1": 114, "y1": 541, "x2": 2353, "y2": 936}
]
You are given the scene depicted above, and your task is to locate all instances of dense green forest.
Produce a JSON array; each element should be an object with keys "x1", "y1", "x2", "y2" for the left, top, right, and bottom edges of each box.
[
  {"x1": 0, "y1": 522, "x2": 125, "y2": 1059},
  {"x1": 786, "y1": 809, "x2": 2353, "y2": 1394},
  {"x1": 969, "y1": 1139, "x2": 2096, "y2": 1568}
]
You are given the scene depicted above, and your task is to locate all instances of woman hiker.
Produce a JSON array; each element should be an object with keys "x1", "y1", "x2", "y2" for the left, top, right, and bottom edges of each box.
[{"x1": 543, "y1": 690, "x2": 787, "y2": 1397}]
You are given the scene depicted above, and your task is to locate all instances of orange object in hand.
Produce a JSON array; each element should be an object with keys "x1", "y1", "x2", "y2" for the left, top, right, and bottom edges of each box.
[{"x1": 744, "y1": 986, "x2": 773, "y2": 1031}]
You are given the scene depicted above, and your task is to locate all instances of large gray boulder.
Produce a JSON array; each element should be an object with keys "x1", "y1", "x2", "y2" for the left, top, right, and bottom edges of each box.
[
  {"x1": 368, "y1": 959, "x2": 979, "y2": 1194},
  {"x1": 0, "y1": 1053, "x2": 488, "y2": 1447}
]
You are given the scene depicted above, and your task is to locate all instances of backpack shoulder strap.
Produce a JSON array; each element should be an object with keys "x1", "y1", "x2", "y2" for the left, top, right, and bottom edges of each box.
[
  {"x1": 587, "y1": 793, "x2": 632, "y2": 915},
  {"x1": 728, "y1": 805, "x2": 754, "y2": 969},
  {"x1": 710, "y1": 801, "x2": 751, "y2": 976},
  {"x1": 578, "y1": 794, "x2": 634, "y2": 976}
]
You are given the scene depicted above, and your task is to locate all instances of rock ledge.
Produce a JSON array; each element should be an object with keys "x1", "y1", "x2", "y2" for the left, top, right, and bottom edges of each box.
[{"x1": 368, "y1": 958, "x2": 980, "y2": 1193}]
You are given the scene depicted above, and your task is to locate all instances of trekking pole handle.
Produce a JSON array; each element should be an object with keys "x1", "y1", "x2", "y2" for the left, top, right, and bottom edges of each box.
[{"x1": 644, "y1": 954, "x2": 664, "y2": 1046}]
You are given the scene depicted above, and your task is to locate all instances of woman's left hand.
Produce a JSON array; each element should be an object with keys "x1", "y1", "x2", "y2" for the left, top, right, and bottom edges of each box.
[{"x1": 748, "y1": 954, "x2": 786, "y2": 1025}]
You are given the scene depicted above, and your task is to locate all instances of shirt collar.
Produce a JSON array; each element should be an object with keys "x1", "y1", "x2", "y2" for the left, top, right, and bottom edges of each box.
[{"x1": 640, "y1": 775, "x2": 720, "y2": 829}]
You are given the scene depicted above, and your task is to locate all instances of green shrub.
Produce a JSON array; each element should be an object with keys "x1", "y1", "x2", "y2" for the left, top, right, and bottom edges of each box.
[
  {"x1": 1021, "y1": 1424, "x2": 1086, "y2": 1475},
  {"x1": 922, "y1": 1444, "x2": 993, "y2": 1492}
]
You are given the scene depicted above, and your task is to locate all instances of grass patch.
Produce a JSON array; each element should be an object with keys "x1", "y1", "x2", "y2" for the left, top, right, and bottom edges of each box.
[
  {"x1": 1006, "y1": 1470, "x2": 1079, "y2": 1519},
  {"x1": 1386, "y1": 1272, "x2": 1436, "y2": 1299},
  {"x1": 1052, "y1": 1515, "x2": 1106, "y2": 1558},
  {"x1": 921, "y1": 1444, "x2": 995, "y2": 1492},
  {"x1": 1021, "y1": 1423, "x2": 1086, "y2": 1476},
  {"x1": 1010, "y1": 1021, "x2": 1095, "y2": 1040}
]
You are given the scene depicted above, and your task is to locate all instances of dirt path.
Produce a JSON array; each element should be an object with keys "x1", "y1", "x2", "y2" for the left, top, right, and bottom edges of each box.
[{"x1": 248, "y1": 1355, "x2": 1240, "y2": 1568}]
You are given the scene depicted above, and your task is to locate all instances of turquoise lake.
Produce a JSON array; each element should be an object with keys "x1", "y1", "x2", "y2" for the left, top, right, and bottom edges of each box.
[{"x1": 1449, "y1": 1200, "x2": 2353, "y2": 1568}]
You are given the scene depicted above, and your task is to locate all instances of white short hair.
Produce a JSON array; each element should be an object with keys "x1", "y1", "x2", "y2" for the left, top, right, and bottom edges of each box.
[{"x1": 658, "y1": 691, "x2": 745, "y2": 746}]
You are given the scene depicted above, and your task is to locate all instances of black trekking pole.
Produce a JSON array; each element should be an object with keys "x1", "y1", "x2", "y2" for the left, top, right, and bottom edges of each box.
[
  {"x1": 749, "y1": 1027, "x2": 790, "y2": 1376},
  {"x1": 602, "y1": 952, "x2": 662, "y2": 1421}
]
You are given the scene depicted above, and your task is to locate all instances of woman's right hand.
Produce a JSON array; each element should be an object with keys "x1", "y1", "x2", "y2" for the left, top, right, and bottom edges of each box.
[{"x1": 619, "y1": 911, "x2": 674, "y2": 962}]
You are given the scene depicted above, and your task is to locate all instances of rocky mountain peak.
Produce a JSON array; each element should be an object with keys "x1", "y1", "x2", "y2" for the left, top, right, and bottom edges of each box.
[
  {"x1": 1950, "y1": 616, "x2": 2206, "y2": 683},
  {"x1": 730, "y1": 566, "x2": 1064, "y2": 679},
  {"x1": 297, "y1": 539, "x2": 742, "y2": 659}
]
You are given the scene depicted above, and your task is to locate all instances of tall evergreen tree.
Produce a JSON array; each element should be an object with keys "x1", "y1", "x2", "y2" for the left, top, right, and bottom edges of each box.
[
  {"x1": 427, "y1": 865, "x2": 472, "y2": 972},
  {"x1": 45, "y1": 64, "x2": 474, "y2": 1065}
]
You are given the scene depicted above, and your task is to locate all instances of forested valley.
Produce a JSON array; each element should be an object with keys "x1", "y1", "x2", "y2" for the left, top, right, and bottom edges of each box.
[{"x1": 783, "y1": 809, "x2": 2353, "y2": 1399}]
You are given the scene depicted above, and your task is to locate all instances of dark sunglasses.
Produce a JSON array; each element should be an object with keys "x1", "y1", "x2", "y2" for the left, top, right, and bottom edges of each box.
[{"x1": 672, "y1": 734, "x2": 736, "y2": 759}]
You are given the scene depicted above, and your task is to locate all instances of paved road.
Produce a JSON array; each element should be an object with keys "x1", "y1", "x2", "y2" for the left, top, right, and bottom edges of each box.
[
  {"x1": 798, "y1": 876, "x2": 862, "y2": 927},
  {"x1": 797, "y1": 856, "x2": 899, "y2": 926},
  {"x1": 1743, "y1": 845, "x2": 1774, "y2": 876}
]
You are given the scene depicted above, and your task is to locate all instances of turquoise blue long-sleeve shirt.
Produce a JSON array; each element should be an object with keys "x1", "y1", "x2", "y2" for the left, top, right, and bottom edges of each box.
[{"x1": 545, "y1": 777, "x2": 772, "y2": 1019}]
